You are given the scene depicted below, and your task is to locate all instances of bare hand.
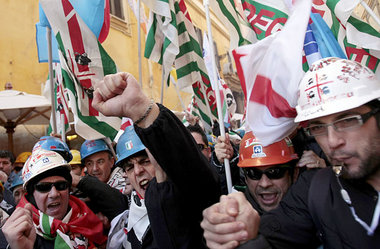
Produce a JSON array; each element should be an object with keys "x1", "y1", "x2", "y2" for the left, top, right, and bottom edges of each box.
[
  {"x1": 3, "y1": 204, "x2": 36, "y2": 249},
  {"x1": 297, "y1": 150, "x2": 326, "y2": 169},
  {"x1": 201, "y1": 192, "x2": 260, "y2": 249},
  {"x1": 92, "y1": 73, "x2": 158, "y2": 127},
  {"x1": 214, "y1": 134, "x2": 234, "y2": 164}
]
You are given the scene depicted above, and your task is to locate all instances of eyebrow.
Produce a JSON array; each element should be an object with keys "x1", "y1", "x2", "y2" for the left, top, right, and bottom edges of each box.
[{"x1": 309, "y1": 111, "x2": 361, "y2": 125}]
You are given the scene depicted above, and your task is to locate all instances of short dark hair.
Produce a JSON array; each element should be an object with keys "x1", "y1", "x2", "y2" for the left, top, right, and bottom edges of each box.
[
  {"x1": 365, "y1": 99, "x2": 380, "y2": 128},
  {"x1": 187, "y1": 124, "x2": 208, "y2": 146},
  {"x1": 0, "y1": 150, "x2": 15, "y2": 164}
]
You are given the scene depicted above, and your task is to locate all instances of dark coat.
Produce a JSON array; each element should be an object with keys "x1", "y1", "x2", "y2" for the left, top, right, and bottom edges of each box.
[{"x1": 238, "y1": 168, "x2": 380, "y2": 249}]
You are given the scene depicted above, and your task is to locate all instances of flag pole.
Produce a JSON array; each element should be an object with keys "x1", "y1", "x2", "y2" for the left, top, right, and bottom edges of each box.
[
  {"x1": 204, "y1": 0, "x2": 233, "y2": 193},
  {"x1": 360, "y1": 0, "x2": 380, "y2": 27},
  {"x1": 160, "y1": 68, "x2": 165, "y2": 104},
  {"x1": 47, "y1": 27, "x2": 57, "y2": 134},
  {"x1": 137, "y1": 0, "x2": 143, "y2": 87},
  {"x1": 61, "y1": 113, "x2": 66, "y2": 143},
  {"x1": 171, "y1": 75, "x2": 186, "y2": 110}
]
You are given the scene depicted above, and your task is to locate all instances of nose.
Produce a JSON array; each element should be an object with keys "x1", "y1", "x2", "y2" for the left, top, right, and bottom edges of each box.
[
  {"x1": 133, "y1": 163, "x2": 145, "y2": 175},
  {"x1": 257, "y1": 174, "x2": 273, "y2": 188},
  {"x1": 326, "y1": 126, "x2": 345, "y2": 150},
  {"x1": 48, "y1": 186, "x2": 60, "y2": 198}
]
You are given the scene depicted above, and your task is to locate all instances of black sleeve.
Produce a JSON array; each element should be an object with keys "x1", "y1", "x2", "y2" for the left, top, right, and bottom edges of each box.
[
  {"x1": 259, "y1": 169, "x2": 321, "y2": 249},
  {"x1": 77, "y1": 175, "x2": 129, "y2": 220},
  {"x1": 135, "y1": 104, "x2": 221, "y2": 216}
]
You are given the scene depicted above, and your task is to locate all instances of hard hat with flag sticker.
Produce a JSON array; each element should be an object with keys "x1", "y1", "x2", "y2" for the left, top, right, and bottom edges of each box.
[
  {"x1": 80, "y1": 139, "x2": 112, "y2": 163},
  {"x1": 116, "y1": 126, "x2": 146, "y2": 166},
  {"x1": 295, "y1": 57, "x2": 380, "y2": 122},
  {"x1": 33, "y1": 136, "x2": 73, "y2": 162},
  {"x1": 238, "y1": 131, "x2": 298, "y2": 168},
  {"x1": 22, "y1": 149, "x2": 71, "y2": 189}
]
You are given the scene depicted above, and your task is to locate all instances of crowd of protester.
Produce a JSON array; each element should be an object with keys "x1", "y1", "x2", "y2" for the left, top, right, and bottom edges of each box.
[{"x1": 1, "y1": 57, "x2": 380, "y2": 248}]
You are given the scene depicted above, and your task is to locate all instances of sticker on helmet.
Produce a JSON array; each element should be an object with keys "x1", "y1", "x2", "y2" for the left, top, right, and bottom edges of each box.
[
  {"x1": 251, "y1": 145, "x2": 267, "y2": 158},
  {"x1": 125, "y1": 140, "x2": 133, "y2": 150}
]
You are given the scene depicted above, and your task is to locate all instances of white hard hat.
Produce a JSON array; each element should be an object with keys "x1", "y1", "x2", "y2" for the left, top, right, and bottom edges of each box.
[
  {"x1": 295, "y1": 57, "x2": 380, "y2": 122},
  {"x1": 22, "y1": 149, "x2": 71, "y2": 189}
]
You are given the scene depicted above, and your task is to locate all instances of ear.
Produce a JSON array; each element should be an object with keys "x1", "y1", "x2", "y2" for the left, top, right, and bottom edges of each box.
[{"x1": 292, "y1": 167, "x2": 300, "y2": 183}]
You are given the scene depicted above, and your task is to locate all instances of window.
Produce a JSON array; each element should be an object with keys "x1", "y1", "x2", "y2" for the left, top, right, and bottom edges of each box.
[
  {"x1": 109, "y1": 0, "x2": 131, "y2": 36},
  {"x1": 109, "y1": 0, "x2": 124, "y2": 20}
]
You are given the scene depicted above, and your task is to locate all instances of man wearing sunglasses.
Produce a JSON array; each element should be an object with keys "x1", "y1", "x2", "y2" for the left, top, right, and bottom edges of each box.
[
  {"x1": 201, "y1": 57, "x2": 380, "y2": 249},
  {"x1": 238, "y1": 131, "x2": 298, "y2": 214},
  {"x1": 2, "y1": 149, "x2": 107, "y2": 249}
]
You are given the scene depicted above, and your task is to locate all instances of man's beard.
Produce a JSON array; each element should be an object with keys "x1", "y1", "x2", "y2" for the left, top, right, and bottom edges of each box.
[{"x1": 341, "y1": 137, "x2": 380, "y2": 180}]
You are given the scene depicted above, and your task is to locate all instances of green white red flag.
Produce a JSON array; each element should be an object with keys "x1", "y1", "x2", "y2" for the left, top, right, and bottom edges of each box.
[
  {"x1": 40, "y1": 0, "x2": 122, "y2": 140},
  {"x1": 144, "y1": 0, "x2": 219, "y2": 132},
  {"x1": 43, "y1": 63, "x2": 71, "y2": 136}
]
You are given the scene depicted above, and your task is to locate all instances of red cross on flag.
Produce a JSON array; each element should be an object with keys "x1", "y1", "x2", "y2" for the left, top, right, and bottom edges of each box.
[{"x1": 232, "y1": 0, "x2": 312, "y2": 146}]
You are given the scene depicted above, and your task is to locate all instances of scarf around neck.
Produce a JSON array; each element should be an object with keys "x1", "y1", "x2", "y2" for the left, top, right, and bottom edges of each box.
[{"x1": 18, "y1": 194, "x2": 107, "y2": 249}]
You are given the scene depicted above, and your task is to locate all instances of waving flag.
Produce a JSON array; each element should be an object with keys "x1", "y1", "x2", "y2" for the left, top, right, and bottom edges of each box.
[
  {"x1": 312, "y1": 0, "x2": 380, "y2": 78},
  {"x1": 240, "y1": 0, "x2": 380, "y2": 76},
  {"x1": 232, "y1": 0, "x2": 311, "y2": 146},
  {"x1": 36, "y1": 0, "x2": 110, "y2": 63},
  {"x1": 40, "y1": 0, "x2": 121, "y2": 140},
  {"x1": 44, "y1": 63, "x2": 71, "y2": 136},
  {"x1": 209, "y1": 0, "x2": 255, "y2": 49},
  {"x1": 144, "y1": 0, "x2": 219, "y2": 132}
]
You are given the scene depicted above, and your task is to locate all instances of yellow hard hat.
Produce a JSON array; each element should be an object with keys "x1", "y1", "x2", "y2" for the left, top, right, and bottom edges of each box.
[
  {"x1": 15, "y1": 152, "x2": 32, "y2": 164},
  {"x1": 69, "y1": 150, "x2": 82, "y2": 165}
]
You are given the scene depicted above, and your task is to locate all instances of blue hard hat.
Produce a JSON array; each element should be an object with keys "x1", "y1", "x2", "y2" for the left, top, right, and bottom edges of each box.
[
  {"x1": 33, "y1": 136, "x2": 73, "y2": 162},
  {"x1": 10, "y1": 174, "x2": 24, "y2": 192},
  {"x1": 207, "y1": 134, "x2": 216, "y2": 149},
  {"x1": 80, "y1": 139, "x2": 111, "y2": 163},
  {"x1": 116, "y1": 126, "x2": 146, "y2": 166},
  {"x1": 235, "y1": 128, "x2": 246, "y2": 138}
]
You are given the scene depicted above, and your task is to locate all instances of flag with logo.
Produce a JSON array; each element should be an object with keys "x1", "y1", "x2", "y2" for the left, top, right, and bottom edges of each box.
[
  {"x1": 36, "y1": 0, "x2": 110, "y2": 63},
  {"x1": 40, "y1": 0, "x2": 121, "y2": 140},
  {"x1": 232, "y1": 0, "x2": 311, "y2": 146},
  {"x1": 312, "y1": 0, "x2": 380, "y2": 78},
  {"x1": 44, "y1": 63, "x2": 71, "y2": 136},
  {"x1": 240, "y1": 0, "x2": 380, "y2": 75},
  {"x1": 144, "y1": 0, "x2": 218, "y2": 132},
  {"x1": 209, "y1": 0, "x2": 256, "y2": 50}
]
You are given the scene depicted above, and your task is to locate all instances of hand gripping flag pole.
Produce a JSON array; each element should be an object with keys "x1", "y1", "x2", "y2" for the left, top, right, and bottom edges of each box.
[{"x1": 204, "y1": 0, "x2": 233, "y2": 194}]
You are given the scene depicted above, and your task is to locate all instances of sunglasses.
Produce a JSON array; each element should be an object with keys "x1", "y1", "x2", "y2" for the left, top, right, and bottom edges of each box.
[
  {"x1": 244, "y1": 166, "x2": 291, "y2": 180},
  {"x1": 35, "y1": 181, "x2": 69, "y2": 193}
]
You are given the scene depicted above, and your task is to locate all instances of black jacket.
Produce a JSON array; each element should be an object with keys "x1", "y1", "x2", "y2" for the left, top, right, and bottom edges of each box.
[
  {"x1": 136, "y1": 104, "x2": 221, "y2": 249},
  {"x1": 78, "y1": 104, "x2": 221, "y2": 249},
  {"x1": 238, "y1": 168, "x2": 380, "y2": 249}
]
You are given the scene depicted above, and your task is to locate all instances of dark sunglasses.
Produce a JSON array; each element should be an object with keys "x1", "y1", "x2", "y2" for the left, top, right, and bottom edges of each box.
[
  {"x1": 35, "y1": 181, "x2": 69, "y2": 193},
  {"x1": 244, "y1": 166, "x2": 291, "y2": 180}
]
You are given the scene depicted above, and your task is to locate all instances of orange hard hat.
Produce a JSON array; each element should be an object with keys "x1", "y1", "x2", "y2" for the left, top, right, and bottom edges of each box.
[{"x1": 238, "y1": 131, "x2": 298, "y2": 168}]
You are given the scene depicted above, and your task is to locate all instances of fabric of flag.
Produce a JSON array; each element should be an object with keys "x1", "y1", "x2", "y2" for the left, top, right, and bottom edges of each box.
[
  {"x1": 127, "y1": 0, "x2": 148, "y2": 34},
  {"x1": 36, "y1": 0, "x2": 110, "y2": 63},
  {"x1": 209, "y1": 0, "x2": 256, "y2": 50},
  {"x1": 312, "y1": 0, "x2": 380, "y2": 79},
  {"x1": 232, "y1": 0, "x2": 311, "y2": 146},
  {"x1": 202, "y1": 32, "x2": 235, "y2": 126},
  {"x1": 304, "y1": 24, "x2": 322, "y2": 66},
  {"x1": 40, "y1": 0, "x2": 122, "y2": 140},
  {"x1": 144, "y1": 0, "x2": 218, "y2": 133},
  {"x1": 240, "y1": 0, "x2": 380, "y2": 77},
  {"x1": 44, "y1": 63, "x2": 71, "y2": 136},
  {"x1": 309, "y1": 13, "x2": 346, "y2": 59}
]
